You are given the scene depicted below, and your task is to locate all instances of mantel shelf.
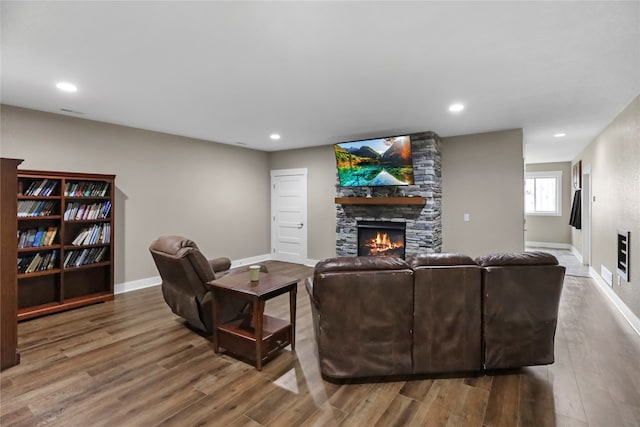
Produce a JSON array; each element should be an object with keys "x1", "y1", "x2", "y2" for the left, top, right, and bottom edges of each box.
[{"x1": 335, "y1": 196, "x2": 426, "y2": 206}]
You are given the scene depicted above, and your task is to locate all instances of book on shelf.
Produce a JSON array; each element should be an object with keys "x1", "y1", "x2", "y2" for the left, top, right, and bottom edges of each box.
[
  {"x1": 17, "y1": 200, "x2": 56, "y2": 217},
  {"x1": 76, "y1": 205, "x2": 86, "y2": 220},
  {"x1": 21, "y1": 178, "x2": 57, "y2": 197},
  {"x1": 63, "y1": 246, "x2": 108, "y2": 268},
  {"x1": 41, "y1": 181, "x2": 58, "y2": 196},
  {"x1": 26, "y1": 229, "x2": 37, "y2": 247},
  {"x1": 33, "y1": 228, "x2": 45, "y2": 247},
  {"x1": 38, "y1": 252, "x2": 51, "y2": 271},
  {"x1": 44, "y1": 227, "x2": 58, "y2": 246},
  {"x1": 72, "y1": 229, "x2": 87, "y2": 245},
  {"x1": 32, "y1": 254, "x2": 45, "y2": 272},
  {"x1": 25, "y1": 253, "x2": 42, "y2": 273},
  {"x1": 17, "y1": 249, "x2": 59, "y2": 274},
  {"x1": 71, "y1": 224, "x2": 107, "y2": 246},
  {"x1": 18, "y1": 229, "x2": 34, "y2": 248},
  {"x1": 64, "y1": 181, "x2": 109, "y2": 197},
  {"x1": 47, "y1": 250, "x2": 58, "y2": 270},
  {"x1": 32, "y1": 179, "x2": 47, "y2": 196},
  {"x1": 75, "y1": 249, "x2": 89, "y2": 267},
  {"x1": 63, "y1": 201, "x2": 111, "y2": 221},
  {"x1": 18, "y1": 230, "x2": 27, "y2": 248}
]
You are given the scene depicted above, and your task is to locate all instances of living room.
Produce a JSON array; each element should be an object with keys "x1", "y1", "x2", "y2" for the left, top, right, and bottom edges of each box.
[{"x1": 1, "y1": 2, "x2": 639, "y2": 426}]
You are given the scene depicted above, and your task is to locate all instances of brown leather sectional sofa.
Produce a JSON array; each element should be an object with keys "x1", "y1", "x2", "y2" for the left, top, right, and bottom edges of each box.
[{"x1": 305, "y1": 252, "x2": 565, "y2": 379}]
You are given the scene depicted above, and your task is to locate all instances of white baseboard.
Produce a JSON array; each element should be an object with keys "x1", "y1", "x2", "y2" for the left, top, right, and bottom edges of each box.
[
  {"x1": 116, "y1": 253, "x2": 310, "y2": 295},
  {"x1": 589, "y1": 266, "x2": 640, "y2": 336},
  {"x1": 570, "y1": 246, "x2": 583, "y2": 263},
  {"x1": 231, "y1": 253, "x2": 272, "y2": 268},
  {"x1": 525, "y1": 241, "x2": 572, "y2": 250},
  {"x1": 115, "y1": 275, "x2": 160, "y2": 295}
]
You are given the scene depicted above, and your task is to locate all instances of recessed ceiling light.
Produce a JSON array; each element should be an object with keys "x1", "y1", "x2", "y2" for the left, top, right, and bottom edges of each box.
[
  {"x1": 448, "y1": 103, "x2": 464, "y2": 112},
  {"x1": 270, "y1": 133, "x2": 281, "y2": 140},
  {"x1": 553, "y1": 133, "x2": 566, "y2": 138},
  {"x1": 56, "y1": 82, "x2": 77, "y2": 92}
]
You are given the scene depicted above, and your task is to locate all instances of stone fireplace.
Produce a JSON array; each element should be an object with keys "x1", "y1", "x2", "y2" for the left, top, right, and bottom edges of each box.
[{"x1": 335, "y1": 132, "x2": 442, "y2": 257}]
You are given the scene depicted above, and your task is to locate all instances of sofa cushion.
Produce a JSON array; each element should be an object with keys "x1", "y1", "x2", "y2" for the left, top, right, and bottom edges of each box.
[
  {"x1": 476, "y1": 251, "x2": 558, "y2": 267},
  {"x1": 311, "y1": 256, "x2": 414, "y2": 378},
  {"x1": 409, "y1": 253, "x2": 477, "y2": 267}
]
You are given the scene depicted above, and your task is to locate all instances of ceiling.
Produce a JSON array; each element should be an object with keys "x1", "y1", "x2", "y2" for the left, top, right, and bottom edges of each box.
[{"x1": 2, "y1": 2, "x2": 638, "y2": 163}]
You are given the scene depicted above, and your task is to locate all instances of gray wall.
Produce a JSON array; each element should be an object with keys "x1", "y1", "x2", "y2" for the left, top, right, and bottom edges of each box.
[
  {"x1": 571, "y1": 95, "x2": 639, "y2": 319},
  {"x1": 441, "y1": 129, "x2": 525, "y2": 257},
  {"x1": 1, "y1": 105, "x2": 270, "y2": 284},
  {"x1": 525, "y1": 161, "x2": 572, "y2": 245}
]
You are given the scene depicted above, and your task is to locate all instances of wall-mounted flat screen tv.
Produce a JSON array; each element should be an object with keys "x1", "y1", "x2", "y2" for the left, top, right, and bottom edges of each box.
[{"x1": 333, "y1": 135, "x2": 415, "y2": 187}]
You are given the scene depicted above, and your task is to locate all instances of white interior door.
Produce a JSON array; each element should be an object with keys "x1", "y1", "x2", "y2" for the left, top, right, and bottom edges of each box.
[{"x1": 271, "y1": 169, "x2": 308, "y2": 264}]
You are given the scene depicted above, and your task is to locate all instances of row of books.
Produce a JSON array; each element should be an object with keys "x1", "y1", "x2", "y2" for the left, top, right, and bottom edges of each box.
[
  {"x1": 18, "y1": 250, "x2": 58, "y2": 274},
  {"x1": 18, "y1": 227, "x2": 58, "y2": 248},
  {"x1": 63, "y1": 247, "x2": 108, "y2": 268},
  {"x1": 64, "y1": 181, "x2": 109, "y2": 197},
  {"x1": 18, "y1": 200, "x2": 57, "y2": 217},
  {"x1": 64, "y1": 201, "x2": 111, "y2": 221},
  {"x1": 72, "y1": 223, "x2": 111, "y2": 246},
  {"x1": 20, "y1": 179, "x2": 58, "y2": 197}
]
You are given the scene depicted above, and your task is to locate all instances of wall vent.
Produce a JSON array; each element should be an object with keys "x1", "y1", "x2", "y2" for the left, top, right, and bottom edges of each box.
[{"x1": 617, "y1": 229, "x2": 630, "y2": 282}]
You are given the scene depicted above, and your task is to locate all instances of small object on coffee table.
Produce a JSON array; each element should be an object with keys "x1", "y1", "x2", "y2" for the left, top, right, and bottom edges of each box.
[{"x1": 208, "y1": 272, "x2": 297, "y2": 370}]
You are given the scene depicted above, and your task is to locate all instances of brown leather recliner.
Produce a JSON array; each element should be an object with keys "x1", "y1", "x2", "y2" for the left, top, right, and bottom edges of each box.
[
  {"x1": 149, "y1": 235, "x2": 247, "y2": 334},
  {"x1": 409, "y1": 253, "x2": 482, "y2": 374},
  {"x1": 306, "y1": 256, "x2": 414, "y2": 379},
  {"x1": 477, "y1": 252, "x2": 565, "y2": 369}
]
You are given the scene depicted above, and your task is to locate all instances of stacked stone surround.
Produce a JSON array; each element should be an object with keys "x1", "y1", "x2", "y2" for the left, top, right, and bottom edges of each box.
[{"x1": 335, "y1": 131, "x2": 442, "y2": 257}]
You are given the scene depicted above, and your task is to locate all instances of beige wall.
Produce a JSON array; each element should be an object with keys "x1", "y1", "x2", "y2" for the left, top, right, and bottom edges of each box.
[
  {"x1": 441, "y1": 129, "x2": 524, "y2": 257},
  {"x1": 1, "y1": 105, "x2": 531, "y2": 280},
  {"x1": 571, "y1": 95, "x2": 640, "y2": 318},
  {"x1": 270, "y1": 129, "x2": 528, "y2": 261},
  {"x1": 525, "y1": 162, "x2": 572, "y2": 245},
  {"x1": 269, "y1": 145, "x2": 337, "y2": 261},
  {"x1": 0, "y1": 106, "x2": 270, "y2": 284}
]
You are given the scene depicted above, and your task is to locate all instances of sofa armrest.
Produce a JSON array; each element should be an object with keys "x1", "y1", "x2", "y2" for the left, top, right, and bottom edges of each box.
[{"x1": 208, "y1": 257, "x2": 231, "y2": 273}]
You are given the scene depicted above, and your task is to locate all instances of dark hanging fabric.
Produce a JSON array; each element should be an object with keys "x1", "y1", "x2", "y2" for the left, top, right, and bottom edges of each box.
[{"x1": 569, "y1": 189, "x2": 581, "y2": 229}]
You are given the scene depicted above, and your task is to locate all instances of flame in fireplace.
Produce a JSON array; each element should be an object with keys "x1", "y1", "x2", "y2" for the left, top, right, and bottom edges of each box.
[{"x1": 364, "y1": 231, "x2": 404, "y2": 255}]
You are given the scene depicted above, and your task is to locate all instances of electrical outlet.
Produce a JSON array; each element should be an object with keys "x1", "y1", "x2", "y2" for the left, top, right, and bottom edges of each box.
[
  {"x1": 617, "y1": 275, "x2": 621, "y2": 286},
  {"x1": 464, "y1": 213, "x2": 470, "y2": 222}
]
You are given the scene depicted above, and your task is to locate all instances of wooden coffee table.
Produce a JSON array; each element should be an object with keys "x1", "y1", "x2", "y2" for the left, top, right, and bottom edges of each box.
[{"x1": 207, "y1": 272, "x2": 298, "y2": 370}]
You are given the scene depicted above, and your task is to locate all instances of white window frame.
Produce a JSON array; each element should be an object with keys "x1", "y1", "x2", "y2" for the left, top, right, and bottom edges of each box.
[{"x1": 525, "y1": 171, "x2": 563, "y2": 216}]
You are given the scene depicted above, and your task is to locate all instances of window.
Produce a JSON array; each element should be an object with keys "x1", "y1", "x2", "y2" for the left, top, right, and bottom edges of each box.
[{"x1": 525, "y1": 171, "x2": 562, "y2": 216}]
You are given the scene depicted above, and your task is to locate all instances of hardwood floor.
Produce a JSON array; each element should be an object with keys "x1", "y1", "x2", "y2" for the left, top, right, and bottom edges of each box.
[{"x1": 1, "y1": 261, "x2": 639, "y2": 426}]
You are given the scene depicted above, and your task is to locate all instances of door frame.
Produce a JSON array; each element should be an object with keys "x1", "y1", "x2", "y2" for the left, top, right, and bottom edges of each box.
[
  {"x1": 582, "y1": 164, "x2": 592, "y2": 266},
  {"x1": 270, "y1": 168, "x2": 308, "y2": 264}
]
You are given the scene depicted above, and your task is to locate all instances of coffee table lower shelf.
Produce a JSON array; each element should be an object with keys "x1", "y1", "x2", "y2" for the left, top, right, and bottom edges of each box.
[{"x1": 217, "y1": 314, "x2": 292, "y2": 367}]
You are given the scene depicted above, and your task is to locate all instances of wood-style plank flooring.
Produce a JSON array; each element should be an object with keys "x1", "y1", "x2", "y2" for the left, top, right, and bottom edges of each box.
[{"x1": 1, "y1": 261, "x2": 639, "y2": 426}]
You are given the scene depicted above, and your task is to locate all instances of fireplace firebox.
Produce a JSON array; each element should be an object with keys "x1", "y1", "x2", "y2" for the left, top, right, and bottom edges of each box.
[{"x1": 357, "y1": 221, "x2": 406, "y2": 259}]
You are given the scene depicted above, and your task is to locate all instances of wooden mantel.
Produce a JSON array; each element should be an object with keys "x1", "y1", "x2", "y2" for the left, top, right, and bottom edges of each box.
[{"x1": 335, "y1": 196, "x2": 426, "y2": 206}]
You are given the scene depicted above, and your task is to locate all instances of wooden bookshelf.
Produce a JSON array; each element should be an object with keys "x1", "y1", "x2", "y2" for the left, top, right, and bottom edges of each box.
[
  {"x1": 335, "y1": 196, "x2": 426, "y2": 206},
  {"x1": 16, "y1": 169, "x2": 116, "y2": 321}
]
